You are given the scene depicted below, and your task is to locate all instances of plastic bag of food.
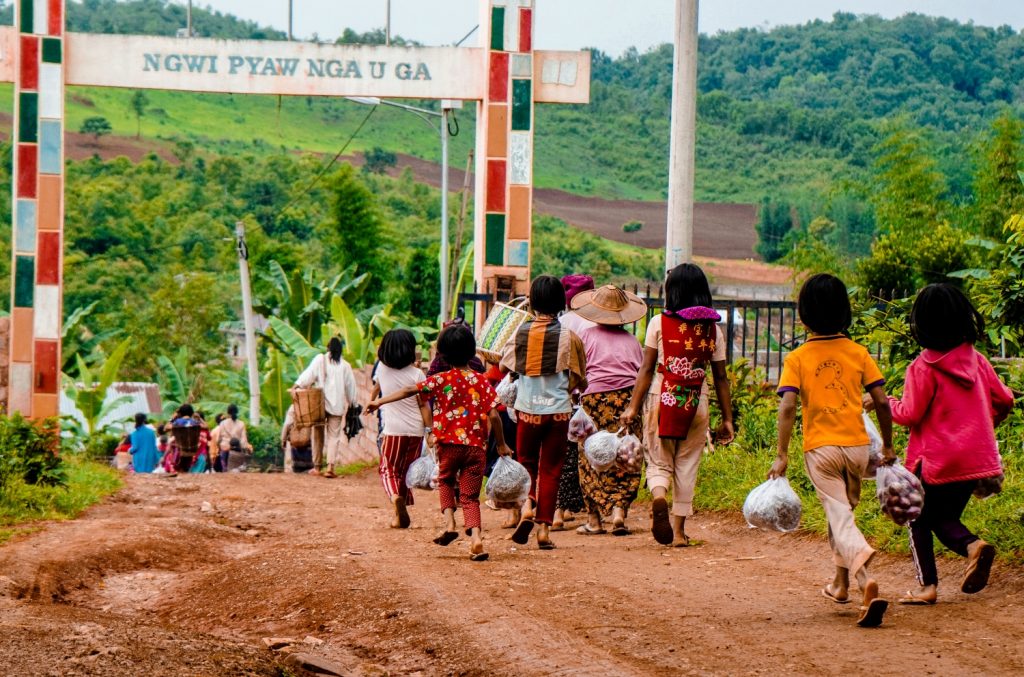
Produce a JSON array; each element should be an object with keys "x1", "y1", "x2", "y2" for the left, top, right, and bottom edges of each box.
[
  {"x1": 862, "y1": 413, "x2": 884, "y2": 479},
  {"x1": 875, "y1": 461, "x2": 924, "y2": 526},
  {"x1": 568, "y1": 407, "x2": 598, "y2": 443},
  {"x1": 584, "y1": 430, "x2": 619, "y2": 472},
  {"x1": 485, "y1": 456, "x2": 532, "y2": 508},
  {"x1": 496, "y1": 374, "x2": 518, "y2": 409},
  {"x1": 616, "y1": 433, "x2": 643, "y2": 472},
  {"x1": 742, "y1": 477, "x2": 802, "y2": 532},
  {"x1": 406, "y1": 450, "x2": 438, "y2": 491},
  {"x1": 974, "y1": 453, "x2": 1005, "y2": 499}
]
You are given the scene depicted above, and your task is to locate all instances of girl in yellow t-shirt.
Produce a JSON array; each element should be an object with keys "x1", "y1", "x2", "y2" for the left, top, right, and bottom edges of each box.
[{"x1": 768, "y1": 273, "x2": 896, "y2": 628}]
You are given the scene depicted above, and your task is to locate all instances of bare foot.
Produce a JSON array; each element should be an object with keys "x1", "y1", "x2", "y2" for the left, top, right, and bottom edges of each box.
[
  {"x1": 898, "y1": 585, "x2": 937, "y2": 605},
  {"x1": 671, "y1": 534, "x2": 690, "y2": 547},
  {"x1": 394, "y1": 497, "x2": 410, "y2": 529}
]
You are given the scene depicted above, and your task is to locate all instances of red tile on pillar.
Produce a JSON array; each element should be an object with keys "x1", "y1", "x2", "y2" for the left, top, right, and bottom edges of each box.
[
  {"x1": 519, "y1": 9, "x2": 533, "y2": 53},
  {"x1": 489, "y1": 52, "x2": 509, "y2": 102},
  {"x1": 37, "y1": 231, "x2": 60, "y2": 284},
  {"x1": 20, "y1": 36, "x2": 39, "y2": 90},
  {"x1": 486, "y1": 160, "x2": 507, "y2": 212},
  {"x1": 16, "y1": 145, "x2": 38, "y2": 199},
  {"x1": 34, "y1": 340, "x2": 59, "y2": 394},
  {"x1": 48, "y1": 0, "x2": 64, "y2": 36}
]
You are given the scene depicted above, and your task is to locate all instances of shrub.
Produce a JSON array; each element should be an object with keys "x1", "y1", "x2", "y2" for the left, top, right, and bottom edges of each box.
[
  {"x1": 856, "y1": 233, "x2": 915, "y2": 296},
  {"x1": 0, "y1": 415, "x2": 65, "y2": 489},
  {"x1": 247, "y1": 423, "x2": 283, "y2": 470}
]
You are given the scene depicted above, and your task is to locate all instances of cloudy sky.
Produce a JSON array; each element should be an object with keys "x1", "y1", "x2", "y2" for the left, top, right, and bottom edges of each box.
[{"x1": 181, "y1": 1, "x2": 1024, "y2": 55}]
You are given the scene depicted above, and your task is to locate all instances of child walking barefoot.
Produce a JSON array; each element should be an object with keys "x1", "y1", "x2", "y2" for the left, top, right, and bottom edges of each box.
[
  {"x1": 769, "y1": 274, "x2": 894, "y2": 628},
  {"x1": 367, "y1": 324, "x2": 512, "y2": 561},
  {"x1": 374, "y1": 329, "x2": 432, "y2": 529},
  {"x1": 867, "y1": 284, "x2": 1014, "y2": 604}
]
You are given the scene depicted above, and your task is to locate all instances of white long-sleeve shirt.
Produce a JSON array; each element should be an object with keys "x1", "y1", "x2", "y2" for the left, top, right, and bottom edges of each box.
[{"x1": 295, "y1": 353, "x2": 358, "y2": 416}]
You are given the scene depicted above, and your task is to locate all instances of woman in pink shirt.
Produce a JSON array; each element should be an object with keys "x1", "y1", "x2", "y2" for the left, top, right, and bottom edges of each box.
[
  {"x1": 869, "y1": 284, "x2": 1014, "y2": 605},
  {"x1": 571, "y1": 285, "x2": 647, "y2": 536}
]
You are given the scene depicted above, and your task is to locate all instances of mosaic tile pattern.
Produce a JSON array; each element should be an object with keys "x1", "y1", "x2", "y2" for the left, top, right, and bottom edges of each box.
[{"x1": 11, "y1": 0, "x2": 65, "y2": 416}]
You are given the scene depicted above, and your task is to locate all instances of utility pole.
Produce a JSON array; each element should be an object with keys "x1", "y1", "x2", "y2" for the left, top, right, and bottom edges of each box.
[
  {"x1": 186, "y1": 0, "x2": 193, "y2": 37},
  {"x1": 288, "y1": 0, "x2": 294, "y2": 40},
  {"x1": 439, "y1": 106, "x2": 450, "y2": 323},
  {"x1": 385, "y1": 0, "x2": 391, "y2": 45},
  {"x1": 235, "y1": 222, "x2": 261, "y2": 426},
  {"x1": 665, "y1": 0, "x2": 699, "y2": 271}
]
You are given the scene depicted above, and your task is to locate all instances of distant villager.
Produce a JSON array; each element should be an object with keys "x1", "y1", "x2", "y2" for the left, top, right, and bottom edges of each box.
[{"x1": 294, "y1": 337, "x2": 358, "y2": 478}]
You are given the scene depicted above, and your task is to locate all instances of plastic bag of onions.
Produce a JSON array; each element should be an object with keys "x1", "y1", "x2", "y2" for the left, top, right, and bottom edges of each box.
[
  {"x1": 406, "y1": 451, "x2": 438, "y2": 491},
  {"x1": 742, "y1": 477, "x2": 802, "y2": 532},
  {"x1": 875, "y1": 461, "x2": 924, "y2": 526},
  {"x1": 584, "y1": 430, "x2": 619, "y2": 472},
  {"x1": 862, "y1": 413, "x2": 884, "y2": 480},
  {"x1": 568, "y1": 407, "x2": 598, "y2": 443},
  {"x1": 495, "y1": 374, "x2": 518, "y2": 409},
  {"x1": 616, "y1": 433, "x2": 644, "y2": 472},
  {"x1": 485, "y1": 456, "x2": 532, "y2": 508}
]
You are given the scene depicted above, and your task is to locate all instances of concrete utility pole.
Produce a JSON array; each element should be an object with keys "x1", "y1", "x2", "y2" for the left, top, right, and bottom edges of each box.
[
  {"x1": 665, "y1": 0, "x2": 699, "y2": 271},
  {"x1": 440, "y1": 106, "x2": 450, "y2": 323},
  {"x1": 236, "y1": 222, "x2": 261, "y2": 426},
  {"x1": 385, "y1": 0, "x2": 392, "y2": 45},
  {"x1": 288, "y1": 0, "x2": 294, "y2": 40},
  {"x1": 186, "y1": 0, "x2": 193, "y2": 36}
]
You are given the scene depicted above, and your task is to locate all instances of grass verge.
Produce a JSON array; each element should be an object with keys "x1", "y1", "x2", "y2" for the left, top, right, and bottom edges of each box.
[{"x1": 0, "y1": 455, "x2": 122, "y2": 545}]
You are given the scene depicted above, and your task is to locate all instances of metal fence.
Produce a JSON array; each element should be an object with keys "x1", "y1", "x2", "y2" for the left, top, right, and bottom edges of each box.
[{"x1": 456, "y1": 285, "x2": 806, "y2": 384}]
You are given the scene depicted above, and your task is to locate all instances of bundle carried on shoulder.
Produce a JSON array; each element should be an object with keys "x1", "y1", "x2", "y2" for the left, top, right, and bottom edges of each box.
[
  {"x1": 406, "y1": 446, "x2": 438, "y2": 491},
  {"x1": 496, "y1": 374, "x2": 518, "y2": 409},
  {"x1": 743, "y1": 477, "x2": 802, "y2": 532},
  {"x1": 477, "y1": 298, "x2": 532, "y2": 363},
  {"x1": 485, "y1": 456, "x2": 532, "y2": 508},
  {"x1": 875, "y1": 461, "x2": 924, "y2": 526}
]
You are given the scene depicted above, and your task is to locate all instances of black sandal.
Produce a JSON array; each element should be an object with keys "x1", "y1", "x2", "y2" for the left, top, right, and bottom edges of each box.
[
  {"x1": 470, "y1": 552, "x2": 489, "y2": 562},
  {"x1": 511, "y1": 519, "x2": 535, "y2": 545},
  {"x1": 433, "y1": 531, "x2": 459, "y2": 546}
]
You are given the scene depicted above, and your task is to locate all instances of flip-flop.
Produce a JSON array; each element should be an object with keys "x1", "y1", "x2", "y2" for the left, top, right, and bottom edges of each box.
[
  {"x1": 395, "y1": 497, "x2": 410, "y2": 529},
  {"x1": 611, "y1": 523, "x2": 630, "y2": 536},
  {"x1": 550, "y1": 523, "x2": 566, "y2": 532},
  {"x1": 651, "y1": 498, "x2": 673, "y2": 545},
  {"x1": 576, "y1": 524, "x2": 607, "y2": 535},
  {"x1": 538, "y1": 540, "x2": 556, "y2": 550},
  {"x1": 433, "y1": 531, "x2": 459, "y2": 546},
  {"x1": 822, "y1": 585, "x2": 851, "y2": 604},
  {"x1": 962, "y1": 542, "x2": 996, "y2": 594},
  {"x1": 897, "y1": 591, "x2": 936, "y2": 605},
  {"x1": 469, "y1": 552, "x2": 489, "y2": 562},
  {"x1": 511, "y1": 519, "x2": 535, "y2": 545},
  {"x1": 856, "y1": 598, "x2": 888, "y2": 628}
]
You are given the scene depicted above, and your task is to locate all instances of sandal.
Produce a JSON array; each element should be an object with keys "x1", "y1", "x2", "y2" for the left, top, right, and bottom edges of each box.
[
  {"x1": 611, "y1": 523, "x2": 630, "y2": 537},
  {"x1": 821, "y1": 585, "x2": 850, "y2": 604},
  {"x1": 538, "y1": 540, "x2": 556, "y2": 550},
  {"x1": 962, "y1": 542, "x2": 996, "y2": 594},
  {"x1": 576, "y1": 524, "x2": 606, "y2": 535},
  {"x1": 433, "y1": 531, "x2": 459, "y2": 546},
  {"x1": 469, "y1": 551, "x2": 489, "y2": 562},
  {"x1": 897, "y1": 590, "x2": 936, "y2": 605},
  {"x1": 511, "y1": 519, "x2": 535, "y2": 545},
  {"x1": 856, "y1": 599, "x2": 888, "y2": 628},
  {"x1": 651, "y1": 497, "x2": 673, "y2": 545}
]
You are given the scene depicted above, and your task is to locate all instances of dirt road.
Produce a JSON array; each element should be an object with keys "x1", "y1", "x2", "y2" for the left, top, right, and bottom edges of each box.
[{"x1": 2, "y1": 470, "x2": 1022, "y2": 676}]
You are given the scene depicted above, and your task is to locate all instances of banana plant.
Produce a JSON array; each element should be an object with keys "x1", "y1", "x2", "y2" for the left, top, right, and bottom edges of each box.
[
  {"x1": 61, "y1": 301, "x2": 121, "y2": 377},
  {"x1": 62, "y1": 338, "x2": 133, "y2": 437}
]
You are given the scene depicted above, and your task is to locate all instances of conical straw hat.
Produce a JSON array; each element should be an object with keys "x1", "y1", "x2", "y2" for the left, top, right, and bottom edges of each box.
[{"x1": 570, "y1": 284, "x2": 648, "y2": 326}]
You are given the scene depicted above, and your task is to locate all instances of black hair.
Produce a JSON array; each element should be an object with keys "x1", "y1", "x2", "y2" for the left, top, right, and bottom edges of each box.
[
  {"x1": 227, "y1": 403, "x2": 239, "y2": 421},
  {"x1": 178, "y1": 403, "x2": 195, "y2": 418},
  {"x1": 328, "y1": 336, "x2": 344, "y2": 363},
  {"x1": 135, "y1": 412, "x2": 148, "y2": 429},
  {"x1": 378, "y1": 328, "x2": 417, "y2": 370},
  {"x1": 910, "y1": 283, "x2": 984, "y2": 352},
  {"x1": 215, "y1": 413, "x2": 226, "y2": 424},
  {"x1": 436, "y1": 323, "x2": 477, "y2": 368},
  {"x1": 798, "y1": 273, "x2": 852, "y2": 335},
  {"x1": 529, "y1": 275, "x2": 567, "y2": 316},
  {"x1": 665, "y1": 263, "x2": 713, "y2": 311}
]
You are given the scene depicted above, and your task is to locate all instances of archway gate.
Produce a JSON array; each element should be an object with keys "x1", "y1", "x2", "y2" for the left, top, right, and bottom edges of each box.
[{"x1": 0, "y1": 1, "x2": 590, "y2": 419}]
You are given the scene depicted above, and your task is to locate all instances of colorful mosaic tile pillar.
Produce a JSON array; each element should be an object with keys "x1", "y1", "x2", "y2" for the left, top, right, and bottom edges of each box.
[
  {"x1": 477, "y1": 0, "x2": 534, "y2": 298},
  {"x1": 10, "y1": 0, "x2": 65, "y2": 418}
]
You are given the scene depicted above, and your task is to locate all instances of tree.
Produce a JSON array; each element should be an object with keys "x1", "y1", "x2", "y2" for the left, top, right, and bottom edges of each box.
[
  {"x1": 363, "y1": 147, "x2": 397, "y2": 175},
  {"x1": 755, "y1": 198, "x2": 794, "y2": 262},
  {"x1": 622, "y1": 220, "x2": 643, "y2": 246},
  {"x1": 129, "y1": 90, "x2": 149, "y2": 140},
  {"x1": 971, "y1": 111, "x2": 1024, "y2": 238},
  {"x1": 870, "y1": 120, "x2": 947, "y2": 240},
  {"x1": 80, "y1": 116, "x2": 112, "y2": 145}
]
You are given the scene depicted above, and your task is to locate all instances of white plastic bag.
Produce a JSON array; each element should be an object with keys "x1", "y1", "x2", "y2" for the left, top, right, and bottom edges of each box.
[
  {"x1": 875, "y1": 461, "x2": 924, "y2": 526},
  {"x1": 406, "y1": 448, "x2": 438, "y2": 491},
  {"x1": 496, "y1": 374, "x2": 518, "y2": 409},
  {"x1": 616, "y1": 433, "x2": 643, "y2": 472},
  {"x1": 568, "y1": 407, "x2": 598, "y2": 443},
  {"x1": 584, "y1": 430, "x2": 619, "y2": 472},
  {"x1": 743, "y1": 477, "x2": 802, "y2": 532},
  {"x1": 862, "y1": 413, "x2": 883, "y2": 479},
  {"x1": 486, "y1": 456, "x2": 532, "y2": 508}
]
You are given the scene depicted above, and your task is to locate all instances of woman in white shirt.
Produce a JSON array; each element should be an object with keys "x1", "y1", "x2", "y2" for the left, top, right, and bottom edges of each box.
[{"x1": 294, "y1": 337, "x2": 358, "y2": 478}]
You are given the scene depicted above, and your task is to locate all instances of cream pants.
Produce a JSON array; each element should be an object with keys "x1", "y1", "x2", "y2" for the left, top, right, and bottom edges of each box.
[
  {"x1": 803, "y1": 444, "x2": 876, "y2": 576},
  {"x1": 643, "y1": 392, "x2": 709, "y2": 517}
]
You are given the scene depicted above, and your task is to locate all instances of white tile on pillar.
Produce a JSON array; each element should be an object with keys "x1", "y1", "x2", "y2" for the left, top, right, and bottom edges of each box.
[
  {"x1": 509, "y1": 132, "x2": 532, "y2": 185},
  {"x1": 33, "y1": 285, "x2": 60, "y2": 340},
  {"x1": 15, "y1": 200, "x2": 37, "y2": 254},
  {"x1": 504, "y1": 5, "x2": 519, "y2": 52},
  {"x1": 9, "y1": 363, "x2": 33, "y2": 414},
  {"x1": 511, "y1": 54, "x2": 532, "y2": 77},
  {"x1": 33, "y1": 0, "x2": 49, "y2": 36},
  {"x1": 39, "y1": 65, "x2": 63, "y2": 119},
  {"x1": 491, "y1": 0, "x2": 507, "y2": 6}
]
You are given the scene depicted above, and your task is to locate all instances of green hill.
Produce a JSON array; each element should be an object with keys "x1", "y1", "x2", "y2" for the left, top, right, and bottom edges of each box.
[{"x1": 4, "y1": 2, "x2": 1023, "y2": 204}]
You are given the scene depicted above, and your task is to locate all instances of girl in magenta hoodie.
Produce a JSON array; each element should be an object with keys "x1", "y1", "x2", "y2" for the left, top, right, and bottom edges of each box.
[{"x1": 881, "y1": 284, "x2": 1014, "y2": 605}]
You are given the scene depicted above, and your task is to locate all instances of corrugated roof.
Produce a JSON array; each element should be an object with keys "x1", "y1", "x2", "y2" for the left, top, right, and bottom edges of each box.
[{"x1": 60, "y1": 382, "x2": 164, "y2": 434}]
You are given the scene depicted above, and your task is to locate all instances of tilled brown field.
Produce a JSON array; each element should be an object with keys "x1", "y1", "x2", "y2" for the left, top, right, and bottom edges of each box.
[{"x1": 1, "y1": 471, "x2": 1023, "y2": 676}]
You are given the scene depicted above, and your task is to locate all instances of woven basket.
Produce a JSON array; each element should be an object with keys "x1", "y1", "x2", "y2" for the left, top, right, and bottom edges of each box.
[
  {"x1": 172, "y1": 425, "x2": 201, "y2": 453},
  {"x1": 293, "y1": 387, "x2": 326, "y2": 428},
  {"x1": 477, "y1": 298, "x2": 532, "y2": 362}
]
